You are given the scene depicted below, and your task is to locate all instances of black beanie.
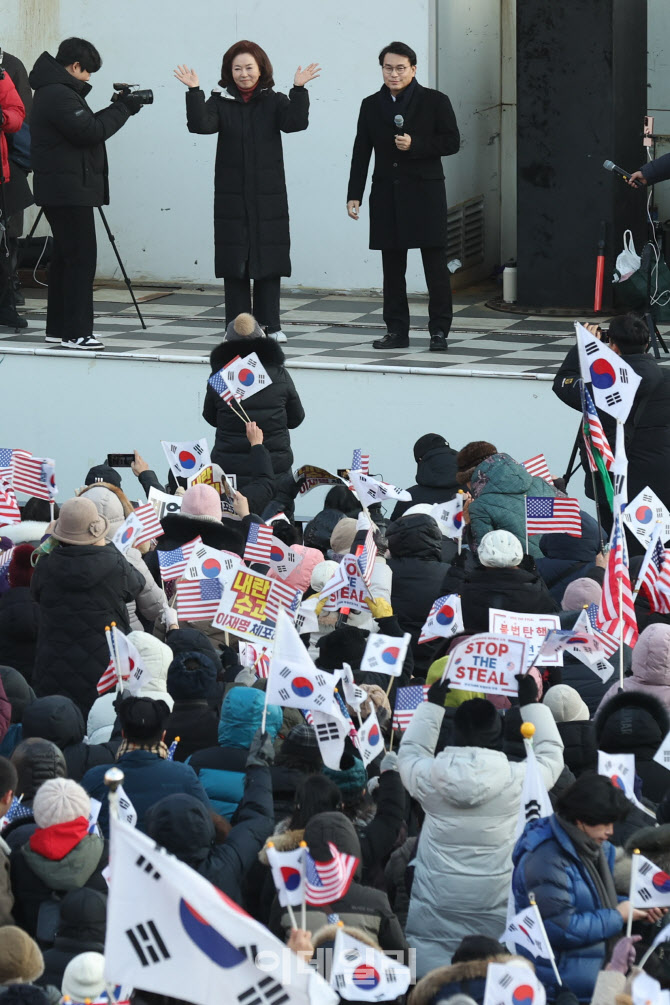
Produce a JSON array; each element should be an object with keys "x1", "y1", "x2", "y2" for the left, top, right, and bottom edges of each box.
[
  {"x1": 413, "y1": 433, "x2": 448, "y2": 463},
  {"x1": 452, "y1": 934, "x2": 508, "y2": 963},
  {"x1": 316, "y1": 625, "x2": 369, "y2": 671},
  {"x1": 453, "y1": 699, "x2": 503, "y2": 749},
  {"x1": 117, "y1": 696, "x2": 170, "y2": 741},
  {"x1": 85, "y1": 463, "x2": 122, "y2": 488}
]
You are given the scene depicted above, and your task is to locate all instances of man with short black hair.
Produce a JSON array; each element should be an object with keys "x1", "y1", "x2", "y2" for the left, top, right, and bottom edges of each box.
[
  {"x1": 347, "y1": 41, "x2": 460, "y2": 352},
  {"x1": 553, "y1": 312, "x2": 670, "y2": 533},
  {"x1": 29, "y1": 38, "x2": 143, "y2": 351},
  {"x1": 0, "y1": 755, "x2": 18, "y2": 924}
]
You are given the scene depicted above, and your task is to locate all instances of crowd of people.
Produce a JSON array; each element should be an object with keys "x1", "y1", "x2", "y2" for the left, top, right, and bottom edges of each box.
[{"x1": 0, "y1": 304, "x2": 670, "y2": 1005}]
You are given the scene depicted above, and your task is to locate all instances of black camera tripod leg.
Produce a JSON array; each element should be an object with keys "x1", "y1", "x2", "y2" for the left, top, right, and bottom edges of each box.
[
  {"x1": 644, "y1": 309, "x2": 668, "y2": 359},
  {"x1": 97, "y1": 207, "x2": 147, "y2": 329}
]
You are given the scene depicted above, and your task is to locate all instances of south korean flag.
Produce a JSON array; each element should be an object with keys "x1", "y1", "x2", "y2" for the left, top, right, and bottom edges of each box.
[
  {"x1": 632, "y1": 853, "x2": 670, "y2": 908},
  {"x1": 330, "y1": 928, "x2": 411, "y2": 1001},
  {"x1": 357, "y1": 701, "x2": 384, "y2": 768},
  {"x1": 360, "y1": 633, "x2": 411, "y2": 678},
  {"x1": 310, "y1": 708, "x2": 348, "y2": 770},
  {"x1": 576, "y1": 322, "x2": 641, "y2": 423}
]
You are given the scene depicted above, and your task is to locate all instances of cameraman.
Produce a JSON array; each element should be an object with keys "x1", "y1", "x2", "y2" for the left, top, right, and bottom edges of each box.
[
  {"x1": 553, "y1": 314, "x2": 670, "y2": 539},
  {"x1": 0, "y1": 59, "x2": 25, "y2": 328},
  {"x1": 29, "y1": 38, "x2": 143, "y2": 351}
]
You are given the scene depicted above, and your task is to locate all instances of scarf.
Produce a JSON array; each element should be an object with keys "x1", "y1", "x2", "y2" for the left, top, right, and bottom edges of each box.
[
  {"x1": 117, "y1": 739, "x2": 168, "y2": 759},
  {"x1": 29, "y1": 817, "x2": 90, "y2": 861},
  {"x1": 239, "y1": 84, "x2": 258, "y2": 103},
  {"x1": 378, "y1": 78, "x2": 417, "y2": 125},
  {"x1": 557, "y1": 816, "x2": 618, "y2": 910}
]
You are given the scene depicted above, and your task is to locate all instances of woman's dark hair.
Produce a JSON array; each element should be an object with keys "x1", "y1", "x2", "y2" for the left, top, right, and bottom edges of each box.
[
  {"x1": 556, "y1": 772, "x2": 631, "y2": 826},
  {"x1": 22, "y1": 497, "x2": 59, "y2": 522},
  {"x1": 608, "y1": 312, "x2": 649, "y2": 354},
  {"x1": 288, "y1": 774, "x2": 342, "y2": 830},
  {"x1": 271, "y1": 520, "x2": 301, "y2": 547},
  {"x1": 378, "y1": 42, "x2": 417, "y2": 67},
  {"x1": 220, "y1": 40, "x2": 274, "y2": 89},
  {"x1": 55, "y1": 37, "x2": 102, "y2": 73},
  {"x1": 118, "y1": 696, "x2": 170, "y2": 744},
  {"x1": 324, "y1": 485, "x2": 362, "y2": 516},
  {"x1": 0, "y1": 756, "x2": 17, "y2": 800}
]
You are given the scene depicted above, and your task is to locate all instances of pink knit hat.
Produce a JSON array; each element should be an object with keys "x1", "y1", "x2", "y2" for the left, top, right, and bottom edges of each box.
[{"x1": 180, "y1": 484, "x2": 222, "y2": 522}]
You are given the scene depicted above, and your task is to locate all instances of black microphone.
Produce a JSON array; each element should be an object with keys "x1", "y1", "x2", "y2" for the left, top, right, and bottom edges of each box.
[
  {"x1": 603, "y1": 159, "x2": 642, "y2": 188},
  {"x1": 394, "y1": 114, "x2": 404, "y2": 135}
]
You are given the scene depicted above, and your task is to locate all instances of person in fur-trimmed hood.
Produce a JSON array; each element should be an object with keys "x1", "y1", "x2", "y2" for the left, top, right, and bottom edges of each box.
[
  {"x1": 595, "y1": 690, "x2": 670, "y2": 804},
  {"x1": 203, "y1": 313, "x2": 305, "y2": 489},
  {"x1": 408, "y1": 937, "x2": 532, "y2": 1005}
]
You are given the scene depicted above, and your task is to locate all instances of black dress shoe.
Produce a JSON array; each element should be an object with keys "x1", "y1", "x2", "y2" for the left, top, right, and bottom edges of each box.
[
  {"x1": 372, "y1": 332, "x2": 410, "y2": 349},
  {"x1": 429, "y1": 330, "x2": 449, "y2": 352},
  {"x1": 0, "y1": 308, "x2": 28, "y2": 329}
]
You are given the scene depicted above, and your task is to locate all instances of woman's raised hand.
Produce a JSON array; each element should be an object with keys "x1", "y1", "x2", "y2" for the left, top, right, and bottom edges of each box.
[
  {"x1": 174, "y1": 65, "x2": 200, "y2": 88},
  {"x1": 294, "y1": 63, "x2": 321, "y2": 87}
]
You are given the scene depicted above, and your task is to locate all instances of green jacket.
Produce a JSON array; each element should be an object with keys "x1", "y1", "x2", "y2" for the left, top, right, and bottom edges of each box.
[{"x1": 468, "y1": 453, "x2": 559, "y2": 558}]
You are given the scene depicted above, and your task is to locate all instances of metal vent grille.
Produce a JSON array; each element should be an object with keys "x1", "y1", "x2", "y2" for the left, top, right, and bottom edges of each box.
[{"x1": 446, "y1": 195, "x2": 485, "y2": 269}]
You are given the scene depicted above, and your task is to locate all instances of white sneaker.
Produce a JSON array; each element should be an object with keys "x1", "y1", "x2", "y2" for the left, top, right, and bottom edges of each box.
[
  {"x1": 44, "y1": 334, "x2": 61, "y2": 344},
  {"x1": 267, "y1": 330, "x2": 287, "y2": 343},
  {"x1": 61, "y1": 334, "x2": 105, "y2": 351}
]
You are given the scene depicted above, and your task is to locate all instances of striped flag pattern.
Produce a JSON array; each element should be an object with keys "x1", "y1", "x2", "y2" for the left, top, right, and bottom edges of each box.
[
  {"x1": 357, "y1": 526, "x2": 377, "y2": 586},
  {"x1": 574, "y1": 603, "x2": 620, "y2": 658},
  {"x1": 0, "y1": 448, "x2": 31, "y2": 487},
  {"x1": 636, "y1": 527, "x2": 670, "y2": 615},
  {"x1": 351, "y1": 449, "x2": 370, "y2": 475},
  {"x1": 244, "y1": 522, "x2": 274, "y2": 564},
  {"x1": 392, "y1": 685, "x2": 430, "y2": 730},
  {"x1": 0, "y1": 548, "x2": 14, "y2": 574},
  {"x1": 157, "y1": 537, "x2": 202, "y2": 581},
  {"x1": 12, "y1": 454, "x2": 57, "y2": 500},
  {"x1": 176, "y1": 577, "x2": 223, "y2": 620},
  {"x1": 525, "y1": 496, "x2": 581, "y2": 537},
  {"x1": 0, "y1": 478, "x2": 21, "y2": 526},
  {"x1": 132, "y1": 503, "x2": 164, "y2": 546},
  {"x1": 597, "y1": 518, "x2": 638, "y2": 647},
  {"x1": 582, "y1": 387, "x2": 615, "y2": 471},
  {"x1": 522, "y1": 454, "x2": 553, "y2": 483},
  {"x1": 207, "y1": 367, "x2": 235, "y2": 403},
  {"x1": 96, "y1": 662, "x2": 118, "y2": 696},
  {"x1": 305, "y1": 841, "x2": 359, "y2": 906}
]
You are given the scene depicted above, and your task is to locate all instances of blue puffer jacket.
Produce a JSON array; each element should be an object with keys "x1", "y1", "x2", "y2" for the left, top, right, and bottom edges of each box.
[
  {"x1": 512, "y1": 816, "x2": 623, "y2": 1001},
  {"x1": 188, "y1": 687, "x2": 282, "y2": 819}
]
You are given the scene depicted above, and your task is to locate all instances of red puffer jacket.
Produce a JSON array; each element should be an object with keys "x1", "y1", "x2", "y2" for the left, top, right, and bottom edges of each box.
[{"x1": 0, "y1": 70, "x2": 25, "y2": 181}]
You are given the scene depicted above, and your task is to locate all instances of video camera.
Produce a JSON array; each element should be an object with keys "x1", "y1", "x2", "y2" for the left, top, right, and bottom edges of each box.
[{"x1": 110, "y1": 82, "x2": 153, "y2": 105}]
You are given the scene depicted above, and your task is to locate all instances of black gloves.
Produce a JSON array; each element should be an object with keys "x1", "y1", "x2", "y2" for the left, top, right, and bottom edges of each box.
[
  {"x1": 246, "y1": 729, "x2": 275, "y2": 768},
  {"x1": 120, "y1": 93, "x2": 144, "y2": 115},
  {"x1": 427, "y1": 678, "x2": 451, "y2": 707},
  {"x1": 516, "y1": 673, "x2": 539, "y2": 706}
]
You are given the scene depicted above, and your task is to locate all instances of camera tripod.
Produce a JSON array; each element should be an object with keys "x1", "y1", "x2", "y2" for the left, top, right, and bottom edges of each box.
[{"x1": 26, "y1": 206, "x2": 147, "y2": 329}]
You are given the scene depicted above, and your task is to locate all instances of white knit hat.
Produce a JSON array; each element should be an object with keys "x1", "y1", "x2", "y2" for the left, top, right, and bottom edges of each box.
[
  {"x1": 33, "y1": 778, "x2": 90, "y2": 828},
  {"x1": 310, "y1": 560, "x2": 340, "y2": 593},
  {"x1": 478, "y1": 529, "x2": 523, "y2": 568},
  {"x1": 61, "y1": 951, "x2": 106, "y2": 1002},
  {"x1": 543, "y1": 684, "x2": 590, "y2": 723}
]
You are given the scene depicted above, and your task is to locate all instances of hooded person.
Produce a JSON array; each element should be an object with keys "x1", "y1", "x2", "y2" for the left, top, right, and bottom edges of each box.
[
  {"x1": 38, "y1": 888, "x2": 106, "y2": 990},
  {"x1": 0, "y1": 544, "x2": 40, "y2": 683},
  {"x1": 459, "y1": 529, "x2": 560, "y2": 632},
  {"x1": 559, "y1": 578, "x2": 620, "y2": 715},
  {"x1": 315, "y1": 619, "x2": 413, "y2": 697},
  {"x1": 188, "y1": 687, "x2": 282, "y2": 819},
  {"x1": 463, "y1": 451, "x2": 561, "y2": 559},
  {"x1": 536, "y1": 510, "x2": 603, "y2": 603},
  {"x1": 390, "y1": 433, "x2": 460, "y2": 521},
  {"x1": 595, "y1": 691, "x2": 670, "y2": 804},
  {"x1": 144, "y1": 730, "x2": 275, "y2": 905},
  {"x1": 408, "y1": 937, "x2": 530, "y2": 1005},
  {"x1": 81, "y1": 696, "x2": 210, "y2": 837},
  {"x1": 543, "y1": 685, "x2": 598, "y2": 777},
  {"x1": 0, "y1": 667, "x2": 35, "y2": 758},
  {"x1": 397, "y1": 674, "x2": 564, "y2": 976},
  {"x1": 9, "y1": 778, "x2": 107, "y2": 942},
  {"x1": 203, "y1": 313, "x2": 305, "y2": 492},
  {"x1": 270, "y1": 723, "x2": 323, "y2": 822},
  {"x1": 21, "y1": 696, "x2": 117, "y2": 782},
  {"x1": 3, "y1": 740, "x2": 67, "y2": 851},
  {"x1": 268, "y1": 810, "x2": 407, "y2": 952},
  {"x1": 386, "y1": 513, "x2": 454, "y2": 675},
  {"x1": 77, "y1": 482, "x2": 171, "y2": 632},
  {"x1": 30, "y1": 497, "x2": 145, "y2": 717},
  {"x1": 163, "y1": 651, "x2": 220, "y2": 761},
  {"x1": 328, "y1": 517, "x2": 393, "y2": 633},
  {"x1": 598, "y1": 623, "x2": 670, "y2": 715}
]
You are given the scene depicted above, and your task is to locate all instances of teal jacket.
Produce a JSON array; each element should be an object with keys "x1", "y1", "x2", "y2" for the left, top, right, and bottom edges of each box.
[{"x1": 468, "y1": 452, "x2": 559, "y2": 558}]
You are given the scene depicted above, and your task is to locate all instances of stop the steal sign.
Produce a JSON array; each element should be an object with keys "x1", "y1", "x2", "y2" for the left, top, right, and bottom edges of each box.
[{"x1": 445, "y1": 633, "x2": 527, "y2": 697}]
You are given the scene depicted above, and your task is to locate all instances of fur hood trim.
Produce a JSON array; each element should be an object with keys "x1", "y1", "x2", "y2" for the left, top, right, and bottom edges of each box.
[
  {"x1": 1, "y1": 521, "x2": 49, "y2": 545},
  {"x1": 409, "y1": 955, "x2": 531, "y2": 1005},
  {"x1": 595, "y1": 689, "x2": 670, "y2": 735},
  {"x1": 311, "y1": 923, "x2": 381, "y2": 950},
  {"x1": 210, "y1": 335, "x2": 286, "y2": 373},
  {"x1": 258, "y1": 828, "x2": 305, "y2": 865}
]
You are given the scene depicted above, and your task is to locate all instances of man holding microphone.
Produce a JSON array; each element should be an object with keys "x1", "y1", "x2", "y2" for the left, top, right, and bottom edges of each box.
[{"x1": 347, "y1": 42, "x2": 460, "y2": 352}]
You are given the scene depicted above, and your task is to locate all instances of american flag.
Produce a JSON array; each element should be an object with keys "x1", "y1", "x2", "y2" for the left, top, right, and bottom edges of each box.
[
  {"x1": 157, "y1": 536, "x2": 202, "y2": 581},
  {"x1": 636, "y1": 527, "x2": 670, "y2": 615},
  {"x1": 522, "y1": 454, "x2": 553, "y2": 483},
  {"x1": 582, "y1": 388, "x2": 614, "y2": 472},
  {"x1": 265, "y1": 580, "x2": 301, "y2": 623},
  {"x1": 574, "y1": 603, "x2": 620, "y2": 658},
  {"x1": 392, "y1": 685, "x2": 430, "y2": 730},
  {"x1": 167, "y1": 738, "x2": 179, "y2": 761},
  {"x1": 208, "y1": 367, "x2": 234, "y2": 403},
  {"x1": 1, "y1": 796, "x2": 32, "y2": 828},
  {"x1": 597, "y1": 518, "x2": 638, "y2": 647},
  {"x1": 0, "y1": 447, "x2": 31, "y2": 486},
  {"x1": 357, "y1": 526, "x2": 377, "y2": 586},
  {"x1": 305, "y1": 841, "x2": 359, "y2": 906},
  {"x1": 0, "y1": 548, "x2": 14, "y2": 574},
  {"x1": 351, "y1": 449, "x2": 370, "y2": 475},
  {"x1": 96, "y1": 662, "x2": 118, "y2": 696},
  {"x1": 12, "y1": 454, "x2": 57, "y2": 500},
  {"x1": 525, "y1": 496, "x2": 581, "y2": 537},
  {"x1": 244, "y1": 522, "x2": 274, "y2": 564},
  {"x1": 239, "y1": 642, "x2": 271, "y2": 678},
  {"x1": 0, "y1": 478, "x2": 20, "y2": 525},
  {"x1": 131, "y1": 503, "x2": 164, "y2": 546},
  {"x1": 176, "y1": 577, "x2": 223, "y2": 620}
]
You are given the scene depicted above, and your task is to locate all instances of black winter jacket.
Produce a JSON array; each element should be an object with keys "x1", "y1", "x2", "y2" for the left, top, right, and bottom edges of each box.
[
  {"x1": 158, "y1": 511, "x2": 256, "y2": 561},
  {"x1": 554, "y1": 346, "x2": 670, "y2": 511},
  {"x1": 31, "y1": 544, "x2": 144, "y2": 717},
  {"x1": 29, "y1": 51, "x2": 131, "y2": 206},
  {"x1": 185, "y1": 83, "x2": 309, "y2": 279},
  {"x1": 595, "y1": 691, "x2": 670, "y2": 804},
  {"x1": 347, "y1": 82, "x2": 460, "y2": 249},
  {"x1": 390, "y1": 443, "x2": 460, "y2": 520},
  {"x1": 204, "y1": 337, "x2": 304, "y2": 484},
  {"x1": 38, "y1": 887, "x2": 106, "y2": 989},
  {"x1": 387, "y1": 515, "x2": 453, "y2": 674},
  {"x1": 143, "y1": 767, "x2": 274, "y2": 905},
  {"x1": 555, "y1": 720, "x2": 598, "y2": 777},
  {"x1": 0, "y1": 588, "x2": 40, "y2": 684},
  {"x1": 21, "y1": 695, "x2": 118, "y2": 781},
  {"x1": 537, "y1": 510, "x2": 602, "y2": 603},
  {"x1": 164, "y1": 700, "x2": 219, "y2": 762},
  {"x1": 459, "y1": 563, "x2": 560, "y2": 634}
]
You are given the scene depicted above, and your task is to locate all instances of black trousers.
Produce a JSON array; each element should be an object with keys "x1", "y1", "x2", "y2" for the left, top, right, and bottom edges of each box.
[
  {"x1": 43, "y1": 205, "x2": 97, "y2": 340},
  {"x1": 224, "y1": 271, "x2": 281, "y2": 333},
  {"x1": 382, "y1": 246, "x2": 453, "y2": 338}
]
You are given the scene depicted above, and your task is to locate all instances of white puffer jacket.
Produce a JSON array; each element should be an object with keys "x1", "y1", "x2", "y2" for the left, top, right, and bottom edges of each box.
[{"x1": 398, "y1": 701, "x2": 564, "y2": 977}]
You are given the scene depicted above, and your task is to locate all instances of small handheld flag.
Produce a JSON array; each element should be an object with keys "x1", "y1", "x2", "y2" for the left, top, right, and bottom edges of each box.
[
  {"x1": 265, "y1": 842, "x2": 306, "y2": 907},
  {"x1": 525, "y1": 496, "x2": 581, "y2": 537},
  {"x1": 360, "y1": 632, "x2": 411, "y2": 677},
  {"x1": 305, "y1": 841, "x2": 359, "y2": 906},
  {"x1": 161, "y1": 438, "x2": 210, "y2": 480},
  {"x1": 419, "y1": 594, "x2": 463, "y2": 644},
  {"x1": 330, "y1": 927, "x2": 412, "y2": 1001}
]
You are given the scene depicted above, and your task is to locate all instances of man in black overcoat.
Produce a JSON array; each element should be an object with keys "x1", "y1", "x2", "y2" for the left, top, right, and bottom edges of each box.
[{"x1": 347, "y1": 41, "x2": 460, "y2": 352}]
